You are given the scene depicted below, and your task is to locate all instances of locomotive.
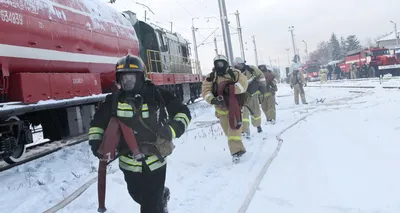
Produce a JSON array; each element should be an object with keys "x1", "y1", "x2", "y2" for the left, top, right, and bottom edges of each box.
[{"x1": 0, "y1": 0, "x2": 202, "y2": 164}]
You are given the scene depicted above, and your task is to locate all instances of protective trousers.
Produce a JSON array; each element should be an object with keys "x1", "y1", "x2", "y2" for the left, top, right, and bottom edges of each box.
[
  {"x1": 351, "y1": 70, "x2": 357, "y2": 79},
  {"x1": 260, "y1": 92, "x2": 276, "y2": 120},
  {"x1": 294, "y1": 84, "x2": 307, "y2": 104},
  {"x1": 320, "y1": 73, "x2": 327, "y2": 83},
  {"x1": 216, "y1": 111, "x2": 246, "y2": 155},
  {"x1": 242, "y1": 93, "x2": 262, "y2": 134},
  {"x1": 121, "y1": 164, "x2": 168, "y2": 213}
]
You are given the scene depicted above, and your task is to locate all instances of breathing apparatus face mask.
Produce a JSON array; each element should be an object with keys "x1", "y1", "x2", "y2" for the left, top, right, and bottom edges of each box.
[
  {"x1": 235, "y1": 63, "x2": 245, "y2": 72},
  {"x1": 119, "y1": 73, "x2": 136, "y2": 91},
  {"x1": 214, "y1": 60, "x2": 227, "y2": 75}
]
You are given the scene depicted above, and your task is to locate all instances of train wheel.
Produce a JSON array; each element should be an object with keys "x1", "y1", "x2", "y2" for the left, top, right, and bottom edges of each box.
[{"x1": 2, "y1": 116, "x2": 27, "y2": 164}]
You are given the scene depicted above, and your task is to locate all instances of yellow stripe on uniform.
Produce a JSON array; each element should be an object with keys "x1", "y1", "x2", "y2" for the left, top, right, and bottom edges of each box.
[
  {"x1": 263, "y1": 92, "x2": 272, "y2": 97},
  {"x1": 169, "y1": 125, "x2": 176, "y2": 139},
  {"x1": 119, "y1": 155, "x2": 167, "y2": 172},
  {"x1": 89, "y1": 134, "x2": 102, "y2": 140},
  {"x1": 228, "y1": 136, "x2": 241, "y2": 141},
  {"x1": 118, "y1": 102, "x2": 132, "y2": 110},
  {"x1": 89, "y1": 127, "x2": 104, "y2": 141},
  {"x1": 174, "y1": 113, "x2": 190, "y2": 130},
  {"x1": 216, "y1": 109, "x2": 228, "y2": 115},
  {"x1": 251, "y1": 115, "x2": 261, "y2": 120},
  {"x1": 117, "y1": 110, "x2": 134, "y2": 117},
  {"x1": 89, "y1": 127, "x2": 104, "y2": 135},
  {"x1": 243, "y1": 118, "x2": 250, "y2": 122}
]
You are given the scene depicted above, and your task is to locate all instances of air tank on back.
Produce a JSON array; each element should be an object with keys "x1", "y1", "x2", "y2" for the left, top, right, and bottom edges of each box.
[{"x1": 0, "y1": 0, "x2": 139, "y2": 92}]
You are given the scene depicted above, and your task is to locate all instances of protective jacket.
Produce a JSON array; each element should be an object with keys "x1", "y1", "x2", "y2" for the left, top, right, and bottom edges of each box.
[
  {"x1": 202, "y1": 67, "x2": 248, "y2": 107},
  {"x1": 89, "y1": 80, "x2": 191, "y2": 173},
  {"x1": 242, "y1": 65, "x2": 267, "y2": 95},
  {"x1": 290, "y1": 70, "x2": 306, "y2": 86}
]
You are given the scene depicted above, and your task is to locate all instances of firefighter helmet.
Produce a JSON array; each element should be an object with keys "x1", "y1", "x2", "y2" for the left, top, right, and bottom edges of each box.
[
  {"x1": 213, "y1": 54, "x2": 228, "y2": 63},
  {"x1": 115, "y1": 54, "x2": 145, "y2": 74},
  {"x1": 115, "y1": 54, "x2": 146, "y2": 91}
]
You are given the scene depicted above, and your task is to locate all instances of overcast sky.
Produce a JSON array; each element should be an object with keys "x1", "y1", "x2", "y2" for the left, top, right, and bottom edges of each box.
[{"x1": 104, "y1": 0, "x2": 400, "y2": 75}]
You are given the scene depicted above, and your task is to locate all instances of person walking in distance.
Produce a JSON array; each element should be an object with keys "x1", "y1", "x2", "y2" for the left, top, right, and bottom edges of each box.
[
  {"x1": 202, "y1": 55, "x2": 249, "y2": 163},
  {"x1": 258, "y1": 64, "x2": 277, "y2": 124},
  {"x1": 327, "y1": 64, "x2": 333, "y2": 81},
  {"x1": 88, "y1": 54, "x2": 191, "y2": 213},
  {"x1": 290, "y1": 55, "x2": 308, "y2": 105},
  {"x1": 233, "y1": 57, "x2": 266, "y2": 139}
]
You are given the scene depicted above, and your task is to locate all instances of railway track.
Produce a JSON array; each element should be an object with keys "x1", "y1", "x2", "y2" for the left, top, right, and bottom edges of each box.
[{"x1": 0, "y1": 134, "x2": 88, "y2": 172}]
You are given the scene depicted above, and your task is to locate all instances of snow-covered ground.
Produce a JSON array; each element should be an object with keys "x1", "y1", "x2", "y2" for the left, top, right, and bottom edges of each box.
[
  {"x1": 247, "y1": 87, "x2": 400, "y2": 213},
  {"x1": 308, "y1": 76, "x2": 400, "y2": 87},
  {"x1": 1, "y1": 83, "x2": 399, "y2": 213}
]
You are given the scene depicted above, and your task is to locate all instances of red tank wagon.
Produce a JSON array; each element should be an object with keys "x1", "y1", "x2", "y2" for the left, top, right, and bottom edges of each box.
[{"x1": 0, "y1": 0, "x2": 202, "y2": 163}]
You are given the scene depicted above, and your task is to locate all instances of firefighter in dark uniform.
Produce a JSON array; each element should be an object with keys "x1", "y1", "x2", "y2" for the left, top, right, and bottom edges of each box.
[{"x1": 88, "y1": 54, "x2": 191, "y2": 213}]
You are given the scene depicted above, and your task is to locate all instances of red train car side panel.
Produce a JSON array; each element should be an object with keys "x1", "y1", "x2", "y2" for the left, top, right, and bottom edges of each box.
[
  {"x1": 49, "y1": 73, "x2": 74, "y2": 99},
  {"x1": 8, "y1": 72, "x2": 101, "y2": 104},
  {"x1": 9, "y1": 73, "x2": 52, "y2": 103},
  {"x1": 0, "y1": 0, "x2": 139, "y2": 102}
]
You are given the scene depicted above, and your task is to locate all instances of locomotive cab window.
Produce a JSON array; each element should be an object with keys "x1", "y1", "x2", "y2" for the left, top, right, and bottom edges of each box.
[{"x1": 181, "y1": 45, "x2": 188, "y2": 63}]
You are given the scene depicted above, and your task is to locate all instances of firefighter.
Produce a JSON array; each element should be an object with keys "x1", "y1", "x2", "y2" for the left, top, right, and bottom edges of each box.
[
  {"x1": 233, "y1": 57, "x2": 266, "y2": 138},
  {"x1": 350, "y1": 63, "x2": 357, "y2": 79},
  {"x1": 258, "y1": 64, "x2": 277, "y2": 124},
  {"x1": 319, "y1": 65, "x2": 328, "y2": 83},
  {"x1": 290, "y1": 55, "x2": 308, "y2": 105},
  {"x1": 202, "y1": 55, "x2": 248, "y2": 162},
  {"x1": 88, "y1": 54, "x2": 191, "y2": 213}
]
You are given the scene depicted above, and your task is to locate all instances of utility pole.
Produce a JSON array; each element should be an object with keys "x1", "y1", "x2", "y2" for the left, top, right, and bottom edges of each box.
[
  {"x1": 252, "y1": 35, "x2": 258, "y2": 65},
  {"x1": 170, "y1": 22, "x2": 173, "y2": 32},
  {"x1": 191, "y1": 18, "x2": 201, "y2": 74},
  {"x1": 302, "y1": 40, "x2": 308, "y2": 61},
  {"x1": 235, "y1": 10, "x2": 245, "y2": 61},
  {"x1": 144, "y1": 10, "x2": 147, "y2": 22},
  {"x1": 390, "y1": 20, "x2": 399, "y2": 46},
  {"x1": 214, "y1": 37, "x2": 218, "y2": 56},
  {"x1": 217, "y1": 0, "x2": 234, "y2": 65},
  {"x1": 285, "y1": 48, "x2": 290, "y2": 64},
  {"x1": 288, "y1": 26, "x2": 297, "y2": 56}
]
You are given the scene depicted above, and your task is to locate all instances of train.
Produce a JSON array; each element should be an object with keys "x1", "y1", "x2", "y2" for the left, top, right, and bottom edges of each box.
[{"x1": 0, "y1": 0, "x2": 202, "y2": 164}]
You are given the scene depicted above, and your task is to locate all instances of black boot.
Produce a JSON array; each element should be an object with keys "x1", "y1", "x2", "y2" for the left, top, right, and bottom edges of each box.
[
  {"x1": 257, "y1": 126, "x2": 262, "y2": 133},
  {"x1": 162, "y1": 187, "x2": 170, "y2": 213}
]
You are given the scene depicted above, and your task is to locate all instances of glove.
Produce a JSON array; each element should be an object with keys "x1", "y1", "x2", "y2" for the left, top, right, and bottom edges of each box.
[
  {"x1": 303, "y1": 83, "x2": 307, "y2": 87},
  {"x1": 158, "y1": 125, "x2": 174, "y2": 141},
  {"x1": 211, "y1": 97, "x2": 225, "y2": 107},
  {"x1": 89, "y1": 140, "x2": 102, "y2": 159}
]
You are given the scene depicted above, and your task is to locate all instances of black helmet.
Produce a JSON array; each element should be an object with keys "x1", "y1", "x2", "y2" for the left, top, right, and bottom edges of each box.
[
  {"x1": 115, "y1": 54, "x2": 145, "y2": 74},
  {"x1": 258, "y1": 64, "x2": 267, "y2": 72},
  {"x1": 115, "y1": 54, "x2": 146, "y2": 92}
]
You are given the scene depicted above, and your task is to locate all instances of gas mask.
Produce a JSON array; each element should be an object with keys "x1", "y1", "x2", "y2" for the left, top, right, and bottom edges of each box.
[
  {"x1": 214, "y1": 60, "x2": 228, "y2": 76},
  {"x1": 119, "y1": 73, "x2": 137, "y2": 92},
  {"x1": 235, "y1": 63, "x2": 245, "y2": 72}
]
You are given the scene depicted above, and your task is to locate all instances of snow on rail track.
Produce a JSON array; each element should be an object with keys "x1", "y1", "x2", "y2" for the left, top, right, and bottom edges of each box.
[
  {"x1": 39, "y1": 89, "x2": 367, "y2": 213},
  {"x1": 0, "y1": 134, "x2": 89, "y2": 172}
]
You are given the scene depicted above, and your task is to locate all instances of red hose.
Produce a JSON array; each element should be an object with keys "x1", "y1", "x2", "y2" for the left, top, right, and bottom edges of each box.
[
  {"x1": 217, "y1": 81, "x2": 242, "y2": 129},
  {"x1": 96, "y1": 117, "x2": 144, "y2": 212}
]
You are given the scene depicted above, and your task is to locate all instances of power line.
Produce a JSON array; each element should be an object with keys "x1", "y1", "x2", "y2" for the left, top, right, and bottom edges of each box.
[{"x1": 175, "y1": 0, "x2": 193, "y2": 16}]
